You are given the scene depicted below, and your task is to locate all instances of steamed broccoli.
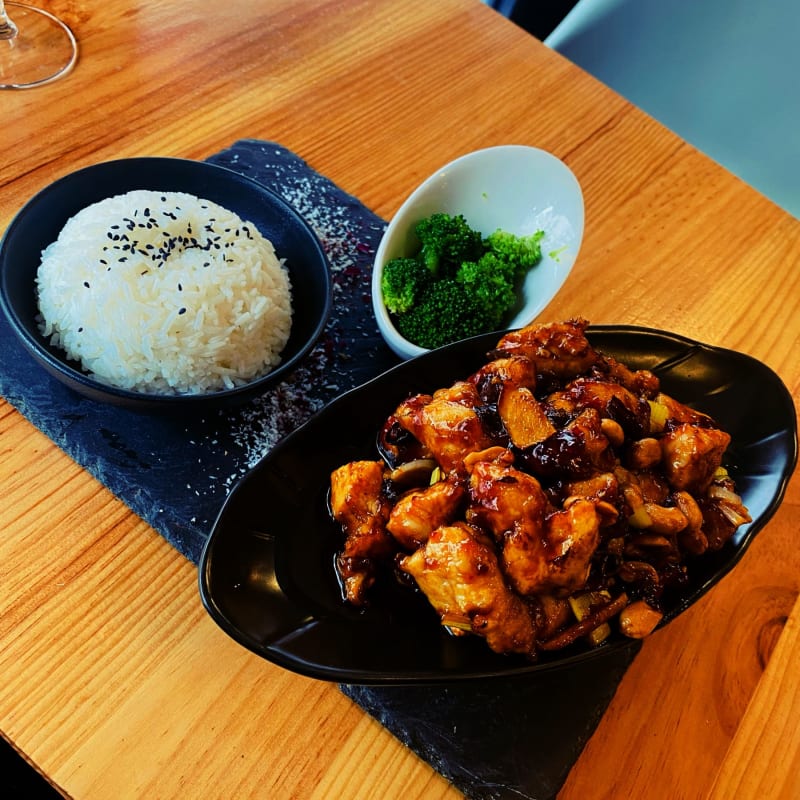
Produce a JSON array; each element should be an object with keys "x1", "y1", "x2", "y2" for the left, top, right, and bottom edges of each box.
[
  {"x1": 381, "y1": 257, "x2": 432, "y2": 315},
  {"x1": 393, "y1": 278, "x2": 497, "y2": 350},
  {"x1": 485, "y1": 228, "x2": 546, "y2": 277},
  {"x1": 381, "y1": 212, "x2": 545, "y2": 350},
  {"x1": 455, "y1": 252, "x2": 518, "y2": 329},
  {"x1": 414, "y1": 212, "x2": 484, "y2": 276}
]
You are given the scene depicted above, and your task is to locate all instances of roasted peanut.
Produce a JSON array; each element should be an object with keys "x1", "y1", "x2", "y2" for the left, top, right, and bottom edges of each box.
[
  {"x1": 627, "y1": 437, "x2": 662, "y2": 469},
  {"x1": 673, "y1": 490, "x2": 703, "y2": 531},
  {"x1": 640, "y1": 502, "x2": 688, "y2": 535},
  {"x1": 600, "y1": 417, "x2": 625, "y2": 448}
]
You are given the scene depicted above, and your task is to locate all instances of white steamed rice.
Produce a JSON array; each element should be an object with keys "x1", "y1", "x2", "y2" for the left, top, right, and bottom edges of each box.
[{"x1": 36, "y1": 189, "x2": 293, "y2": 395}]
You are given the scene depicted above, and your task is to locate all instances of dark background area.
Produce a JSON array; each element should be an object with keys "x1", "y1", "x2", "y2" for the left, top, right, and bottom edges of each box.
[{"x1": 487, "y1": 0, "x2": 580, "y2": 40}]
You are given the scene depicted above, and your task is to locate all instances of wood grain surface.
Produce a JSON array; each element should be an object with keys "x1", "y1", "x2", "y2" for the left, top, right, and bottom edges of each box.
[{"x1": 1, "y1": 1, "x2": 799, "y2": 798}]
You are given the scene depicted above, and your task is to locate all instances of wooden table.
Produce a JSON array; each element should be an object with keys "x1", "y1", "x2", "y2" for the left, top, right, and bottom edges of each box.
[{"x1": 2, "y1": 1, "x2": 798, "y2": 797}]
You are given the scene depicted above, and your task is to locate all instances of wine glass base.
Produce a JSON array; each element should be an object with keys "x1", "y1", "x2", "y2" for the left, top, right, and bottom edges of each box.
[{"x1": 0, "y1": 3, "x2": 78, "y2": 89}]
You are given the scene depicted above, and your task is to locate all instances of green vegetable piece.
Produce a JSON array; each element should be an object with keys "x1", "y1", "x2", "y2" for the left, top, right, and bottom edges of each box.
[
  {"x1": 381, "y1": 257, "x2": 432, "y2": 315},
  {"x1": 485, "y1": 228, "x2": 545, "y2": 277},
  {"x1": 455, "y1": 252, "x2": 517, "y2": 329},
  {"x1": 385, "y1": 212, "x2": 547, "y2": 350},
  {"x1": 414, "y1": 212, "x2": 484, "y2": 277},
  {"x1": 394, "y1": 278, "x2": 497, "y2": 350}
]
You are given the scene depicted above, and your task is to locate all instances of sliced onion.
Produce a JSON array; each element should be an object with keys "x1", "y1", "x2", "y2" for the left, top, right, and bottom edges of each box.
[
  {"x1": 717, "y1": 502, "x2": 751, "y2": 527},
  {"x1": 708, "y1": 484, "x2": 743, "y2": 505}
]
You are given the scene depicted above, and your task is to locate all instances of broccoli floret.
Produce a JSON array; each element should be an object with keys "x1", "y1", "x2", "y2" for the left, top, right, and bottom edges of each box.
[
  {"x1": 455, "y1": 252, "x2": 518, "y2": 329},
  {"x1": 485, "y1": 228, "x2": 545, "y2": 277},
  {"x1": 394, "y1": 278, "x2": 498, "y2": 350},
  {"x1": 414, "y1": 213, "x2": 485, "y2": 276},
  {"x1": 385, "y1": 213, "x2": 547, "y2": 349},
  {"x1": 381, "y1": 257, "x2": 432, "y2": 315}
]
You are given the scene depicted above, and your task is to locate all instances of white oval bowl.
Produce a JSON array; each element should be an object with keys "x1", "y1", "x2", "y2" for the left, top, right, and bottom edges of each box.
[{"x1": 372, "y1": 145, "x2": 585, "y2": 360}]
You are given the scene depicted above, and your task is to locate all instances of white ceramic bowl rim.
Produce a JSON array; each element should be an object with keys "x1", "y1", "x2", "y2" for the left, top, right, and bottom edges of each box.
[{"x1": 372, "y1": 145, "x2": 585, "y2": 360}]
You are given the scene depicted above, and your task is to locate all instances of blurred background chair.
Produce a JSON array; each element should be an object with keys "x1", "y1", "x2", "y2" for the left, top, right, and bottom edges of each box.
[{"x1": 490, "y1": 0, "x2": 800, "y2": 218}]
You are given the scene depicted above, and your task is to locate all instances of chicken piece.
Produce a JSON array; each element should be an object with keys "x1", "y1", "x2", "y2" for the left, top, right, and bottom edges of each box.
[
  {"x1": 493, "y1": 318, "x2": 600, "y2": 380},
  {"x1": 661, "y1": 423, "x2": 731, "y2": 492},
  {"x1": 467, "y1": 458, "x2": 602, "y2": 596},
  {"x1": 600, "y1": 355, "x2": 660, "y2": 397},
  {"x1": 503, "y1": 499, "x2": 602, "y2": 596},
  {"x1": 386, "y1": 478, "x2": 466, "y2": 550},
  {"x1": 330, "y1": 460, "x2": 394, "y2": 605},
  {"x1": 654, "y1": 391, "x2": 718, "y2": 426},
  {"x1": 393, "y1": 381, "x2": 492, "y2": 475},
  {"x1": 470, "y1": 355, "x2": 538, "y2": 404},
  {"x1": 564, "y1": 471, "x2": 620, "y2": 506},
  {"x1": 399, "y1": 522, "x2": 537, "y2": 656},
  {"x1": 466, "y1": 459, "x2": 548, "y2": 541},
  {"x1": 519, "y1": 408, "x2": 614, "y2": 479},
  {"x1": 377, "y1": 413, "x2": 434, "y2": 467},
  {"x1": 548, "y1": 377, "x2": 650, "y2": 437}
]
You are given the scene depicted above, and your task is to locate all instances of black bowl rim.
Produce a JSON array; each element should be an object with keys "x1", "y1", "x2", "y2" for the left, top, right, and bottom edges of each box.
[{"x1": 0, "y1": 157, "x2": 333, "y2": 409}]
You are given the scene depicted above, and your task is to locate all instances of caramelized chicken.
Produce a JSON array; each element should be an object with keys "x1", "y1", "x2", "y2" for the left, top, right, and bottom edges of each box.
[
  {"x1": 504, "y1": 499, "x2": 602, "y2": 596},
  {"x1": 655, "y1": 391, "x2": 718, "y2": 426},
  {"x1": 519, "y1": 408, "x2": 614, "y2": 480},
  {"x1": 601, "y1": 355, "x2": 660, "y2": 397},
  {"x1": 330, "y1": 460, "x2": 394, "y2": 604},
  {"x1": 493, "y1": 317, "x2": 600, "y2": 379},
  {"x1": 466, "y1": 458, "x2": 548, "y2": 540},
  {"x1": 466, "y1": 458, "x2": 602, "y2": 596},
  {"x1": 564, "y1": 471, "x2": 620, "y2": 506},
  {"x1": 399, "y1": 522, "x2": 537, "y2": 656},
  {"x1": 386, "y1": 478, "x2": 466, "y2": 550},
  {"x1": 393, "y1": 381, "x2": 492, "y2": 475},
  {"x1": 470, "y1": 355, "x2": 538, "y2": 404},
  {"x1": 548, "y1": 377, "x2": 650, "y2": 436},
  {"x1": 329, "y1": 319, "x2": 750, "y2": 658},
  {"x1": 661, "y1": 423, "x2": 731, "y2": 492}
]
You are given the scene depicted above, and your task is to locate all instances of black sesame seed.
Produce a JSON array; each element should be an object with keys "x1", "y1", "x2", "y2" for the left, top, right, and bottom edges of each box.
[
  {"x1": 178, "y1": 307, "x2": 186, "y2": 315},
  {"x1": 83, "y1": 281, "x2": 90, "y2": 288}
]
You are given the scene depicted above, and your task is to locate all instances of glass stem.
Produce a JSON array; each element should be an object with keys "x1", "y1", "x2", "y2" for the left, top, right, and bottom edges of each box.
[{"x1": 0, "y1": 2, "x2": 19, "y2": 41}]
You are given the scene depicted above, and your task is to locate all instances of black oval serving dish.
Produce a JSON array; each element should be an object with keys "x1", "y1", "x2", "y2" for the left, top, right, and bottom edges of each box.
[{"x1": 199, "y1": 326, "x2": 797, "y2": 684}]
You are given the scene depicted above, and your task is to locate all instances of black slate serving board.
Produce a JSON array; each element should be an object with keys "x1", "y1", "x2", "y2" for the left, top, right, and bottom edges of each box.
[{"x1": 0, "y1": 140, "x2": 638, "y2": 800}]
